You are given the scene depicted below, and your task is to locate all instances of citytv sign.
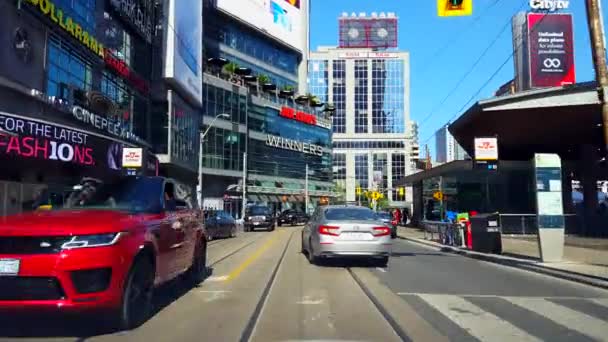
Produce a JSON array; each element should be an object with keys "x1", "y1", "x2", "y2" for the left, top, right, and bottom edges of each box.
[{"x1": 530, "y1": 0, "x2": 569, "y2": 11}]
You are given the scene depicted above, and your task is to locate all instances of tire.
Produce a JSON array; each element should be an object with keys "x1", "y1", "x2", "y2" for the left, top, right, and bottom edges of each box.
[
  {"x1": 307, "y1": 239, "x2": 318, "y2": 265},
  {"x1": 185, "y1": 239, "x2": 207, "y2": 286},
  {"x1": 375, "y1": 256, "x2": 389, "y2": 268},
  {"x1": 117, "y1": 255, "x2": 155, "y2": 330},
  {"x1": 230, "y1": 226, "x2": 237, "y2": 238}
]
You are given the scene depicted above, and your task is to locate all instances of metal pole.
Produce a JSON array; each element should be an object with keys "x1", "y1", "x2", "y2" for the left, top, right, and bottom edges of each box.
[
  {"x1": 241, "y1": 152, "x2": 247, "y2": 219},
  {"x1": 586, "y1": 0, "x2": 608, "y2": 150},
  {"x1": 197, "y1": 131, "x2": 204, "y2": 208},
  {"x1": 305, "y1": 164, "x2": 309, "y2": 214}
]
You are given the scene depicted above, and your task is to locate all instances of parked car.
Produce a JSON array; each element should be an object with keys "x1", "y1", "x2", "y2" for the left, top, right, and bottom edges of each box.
[
  {"x1": 205, "y1": 210, "x2": 237, "y2": 239},
  {"x1": 243, "y1": 205, "x2": 275, "y2": 232},
  {"x1": 277, "y1": 209, "x2": 309, "y2": 226},
  {"x1": 377, "y1": 211, "x2": 398, "y2": 239},
  {"x1": 301, "y1": 205, "x2": 392, "y2": 266},
  {"x1": 0, "y1": 176, "x2": 207, "y2": 330}
]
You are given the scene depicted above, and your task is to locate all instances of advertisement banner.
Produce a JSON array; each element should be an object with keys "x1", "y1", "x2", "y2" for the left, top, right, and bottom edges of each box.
[
  {"x1": 0, "y1": 111, "x2": 135, "y2": 172},
  {"x1": 164, "y1": 0, "x2": 203, "y2": 107},
  {"x1": 528, "y1": 13, "x2": 575, "y2": 87},
  {"x1": 216, "y1": 0, "x2": 303, "y2": 51}
]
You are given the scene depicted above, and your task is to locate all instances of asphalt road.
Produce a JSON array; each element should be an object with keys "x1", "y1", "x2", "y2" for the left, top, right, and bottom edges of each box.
[{"x1": 0, "y1": 227, "x2": 607, "y2": 342}]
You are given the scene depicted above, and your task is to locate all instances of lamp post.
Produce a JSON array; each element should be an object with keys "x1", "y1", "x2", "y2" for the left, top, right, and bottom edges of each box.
[{"x1": 197, "y1": 113, "x2": 230, "y2": 208}]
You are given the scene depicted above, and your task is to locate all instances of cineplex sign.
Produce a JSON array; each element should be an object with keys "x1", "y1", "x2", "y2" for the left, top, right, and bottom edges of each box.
[{"x1": 25, "y1": 0, "x2": 149, "y2": 94}]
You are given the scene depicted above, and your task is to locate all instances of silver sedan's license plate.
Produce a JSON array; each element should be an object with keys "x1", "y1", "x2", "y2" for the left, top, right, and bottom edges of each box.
[
  {"x1": 340, "y1": 232, "x2": 373, "y2": 241},
  {"x1": 0, "y1": 259, "x2": 20, "y2": 276}
]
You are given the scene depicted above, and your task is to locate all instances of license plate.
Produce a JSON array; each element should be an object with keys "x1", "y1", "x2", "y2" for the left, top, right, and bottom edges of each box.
[
  {"x1": 253, "y1": 222, "x2": 260, "y2": 225},
  {"x1": 340, "y1": 232, "x2": 373, "y2": 241},
  {"x1": 0, "y1": 259, "x2": 20, "y2": 276}
]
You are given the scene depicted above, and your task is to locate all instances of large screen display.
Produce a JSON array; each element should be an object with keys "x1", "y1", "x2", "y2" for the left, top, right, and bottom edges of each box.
[
  {"x1": 216, "y1": 0, "x2": 303, "y2": 52},
  {"x1": 164, "y1": 0, "x2": 203, "y2": 107},
  {"x1": 527, "y1": 13, "x2": 575, "y2": 87}
]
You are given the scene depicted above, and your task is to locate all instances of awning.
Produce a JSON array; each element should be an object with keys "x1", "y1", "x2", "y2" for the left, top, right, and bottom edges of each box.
[
  {"x1": 247, "y1": 194, "x2": 260, "y2": 202},
  {"x1": 449, "y1": 82, "x2": 603, "y2": 160}
]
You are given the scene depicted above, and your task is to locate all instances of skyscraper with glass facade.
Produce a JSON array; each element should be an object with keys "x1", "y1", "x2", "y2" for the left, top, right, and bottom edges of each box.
[{"x1": 309, "y1": 47, "x2": 416, "y2": 205}]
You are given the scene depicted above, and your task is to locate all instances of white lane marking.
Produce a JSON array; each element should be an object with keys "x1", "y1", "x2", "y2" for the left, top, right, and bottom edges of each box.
[
  {"x1": 206, "y1": 275, "x2": 228, "y2": 282},
  {"x1": 376, "y1": 267, "x2": 387, "y2": 272},
  {"x1": 590, "y1": 298, "x2": 608, "y2": 309},
  {"x1": 297, "y1": 298, "x2": 324, "y2": 305},
  {"x1": 397, "y1": 293, "x2": 608, "y2": 300},
  {"x1": 507, "y1": 297, "x2": 608, "y2": 341},
  {"x1": 419, "y1": 294, "x2": 541, "y2": 342}
]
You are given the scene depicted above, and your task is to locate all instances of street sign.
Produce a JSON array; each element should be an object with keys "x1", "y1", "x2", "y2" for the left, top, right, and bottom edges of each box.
[
  {"x1": 438, "y1": 0, "x2": 473, "y2": 17},
  {"x1": 433, "y1": 191, "x2": 443, "y2": 201}
]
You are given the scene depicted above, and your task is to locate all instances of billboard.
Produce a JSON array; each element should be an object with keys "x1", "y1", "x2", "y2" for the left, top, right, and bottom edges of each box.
[
  {"x1": 216, "y1": 0, "x2": 303, "y2": 51},
  {"x1": 474, "y1": 137, "x2": 498, "y2": 161},
  {"x1": 527, "y1": 13, "x2": 575, "y2": 87},
  {"x1": 164, "y1": 0, "x2": 203, "y2": 107}
]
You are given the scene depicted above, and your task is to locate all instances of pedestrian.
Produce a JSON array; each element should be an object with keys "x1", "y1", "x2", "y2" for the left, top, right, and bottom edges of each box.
[{"x1": 393, "y1": 208, "x2": 402, "y2": 226}]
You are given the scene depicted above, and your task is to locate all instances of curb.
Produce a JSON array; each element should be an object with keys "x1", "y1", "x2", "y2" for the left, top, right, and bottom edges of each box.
[{"x1": 397, "y1": 235, "x2": 608, "y2": 290}]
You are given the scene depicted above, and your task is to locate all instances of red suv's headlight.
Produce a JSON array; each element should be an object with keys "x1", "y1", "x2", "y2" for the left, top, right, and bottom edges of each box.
[{"x1": 61, "y1": 232, "x2": 124, "y2": 250}]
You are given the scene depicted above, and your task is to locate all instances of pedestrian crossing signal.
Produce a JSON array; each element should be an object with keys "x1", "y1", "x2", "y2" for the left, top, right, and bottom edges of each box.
[{"x1": 438, "y1": 0, "x2": 473, "y2": 17}]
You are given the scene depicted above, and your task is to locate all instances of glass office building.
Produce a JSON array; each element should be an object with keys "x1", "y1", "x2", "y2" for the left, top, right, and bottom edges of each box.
[{"x1": 309, "y1": 47, "x2": 417, "y2": 206}]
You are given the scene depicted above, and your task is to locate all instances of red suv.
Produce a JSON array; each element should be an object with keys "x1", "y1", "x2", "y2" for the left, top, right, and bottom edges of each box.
[{"x1": 0, "y1": 176, "x2": 207, "y2": 330}]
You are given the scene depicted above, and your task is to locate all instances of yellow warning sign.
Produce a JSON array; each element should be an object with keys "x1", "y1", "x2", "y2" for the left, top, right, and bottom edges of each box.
[
  {"x1": 437, "y1": 0, "x2": 473, "y2": 17},
  {"x1": 433, "y1": 191, "x2": 444, "y2": 201}
]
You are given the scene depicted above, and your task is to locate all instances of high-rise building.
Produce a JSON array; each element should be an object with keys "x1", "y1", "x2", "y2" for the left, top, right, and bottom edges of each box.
[
  {"x1": 435, "y1": 125, "x2": 468, "y2": 163},
  {"x1": 309, "y1": 12, "x2": 415, "y2": 205}
]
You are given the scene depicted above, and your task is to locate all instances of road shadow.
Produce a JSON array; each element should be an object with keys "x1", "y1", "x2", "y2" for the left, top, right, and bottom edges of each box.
[{"x1": 0, "y1": 268, "x2": 214, "y2": 339}]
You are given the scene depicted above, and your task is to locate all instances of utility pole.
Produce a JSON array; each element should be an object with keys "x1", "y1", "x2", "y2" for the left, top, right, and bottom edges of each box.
[
  {"x1": 586, "y1": 0, "x2": 608, "y2": 150},
  {"x1": 305, "y1": 164, "x2": 309, "y2": 214},
  {"x1": 241, "y1": 152, "x2": 247, "y2": 219}
]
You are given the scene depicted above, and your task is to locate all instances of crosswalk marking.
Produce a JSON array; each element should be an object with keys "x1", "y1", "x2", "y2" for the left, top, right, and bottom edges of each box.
[
  {"x1": 590, "y1": 298, "x2": 608, "y2": 309},
  {"x1": 418, "y1": 294, "x2": 542, "y2": 342},
  {"x1": 506, "y1": 297, "x2": 608, "y2": 341}
]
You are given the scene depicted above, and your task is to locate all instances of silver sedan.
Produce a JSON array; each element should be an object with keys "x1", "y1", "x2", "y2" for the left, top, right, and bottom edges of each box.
[{"x1": 301, "y1": 205, "x2": 392, "y2": 266}]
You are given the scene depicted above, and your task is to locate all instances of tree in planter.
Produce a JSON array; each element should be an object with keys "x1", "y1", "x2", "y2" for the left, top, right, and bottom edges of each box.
[
  {"x1": 222, "y1": 62, "x2": 238, "y2": 78},
  {"x1": 257, "y1": 74, "x2": 271, "y2": 85}
]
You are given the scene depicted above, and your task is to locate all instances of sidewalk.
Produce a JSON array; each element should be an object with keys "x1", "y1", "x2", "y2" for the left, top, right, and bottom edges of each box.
[{"x1": 397, "y1": 226, "x2": 608, "y2": 288}]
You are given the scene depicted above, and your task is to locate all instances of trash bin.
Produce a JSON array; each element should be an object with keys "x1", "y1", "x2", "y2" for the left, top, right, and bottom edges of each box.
[{"x1": 469, "y1": 213, "x2": 502, "y2": 253}]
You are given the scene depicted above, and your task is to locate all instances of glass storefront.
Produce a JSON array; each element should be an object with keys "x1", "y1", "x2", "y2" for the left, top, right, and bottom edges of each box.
[{"x1": 248, "y1": 105, "x2": 332, "y2": 181}]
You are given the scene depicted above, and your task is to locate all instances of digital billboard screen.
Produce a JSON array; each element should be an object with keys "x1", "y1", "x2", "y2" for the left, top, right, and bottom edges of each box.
[
  {"x1": 216, "y1": 0, "x2": 303, "y2": 52},
  {"x1": 527, "y1": 13, "x2": 575, "y2": 87},
  {"x1": 164, "y1": 0, "x2": 203, "y2": 107}
]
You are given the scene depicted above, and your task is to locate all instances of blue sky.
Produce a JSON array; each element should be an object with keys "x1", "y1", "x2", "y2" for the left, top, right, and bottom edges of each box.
[{"x1": 309, "y1": 0, "x2": 604, "y2": 158}]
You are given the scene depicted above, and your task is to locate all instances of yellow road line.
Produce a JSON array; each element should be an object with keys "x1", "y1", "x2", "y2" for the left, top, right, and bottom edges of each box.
[{"x1": 225, "y1": 230, "x2": 285, "y2": 282}]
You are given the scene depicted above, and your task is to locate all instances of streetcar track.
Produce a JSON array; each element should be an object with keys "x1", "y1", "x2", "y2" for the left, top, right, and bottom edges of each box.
[
  {"x1": 208, "y1": 233, "x2": 268, "y2": 267},
  {"x1": 347, "y1": 267, "x2": 413, "y2": 342},
  {"x1": 239, "y1": 230, "x2": 296, "y2": 342}
]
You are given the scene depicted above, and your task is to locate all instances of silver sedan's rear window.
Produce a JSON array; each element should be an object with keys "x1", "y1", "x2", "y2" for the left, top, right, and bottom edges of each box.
[{"x1": 325, "y1": 208, "x2": 377, "y2": 221}]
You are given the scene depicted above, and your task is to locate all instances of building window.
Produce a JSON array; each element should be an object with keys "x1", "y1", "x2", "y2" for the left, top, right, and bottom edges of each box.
[
  {"x1": 332, "y1": 141, "x2": 406, "y2": 149},
  {"x1": 203, "y1": 84, "x2": 247, "y2": 124},
  {"x1": 371, "y1": 59, "x2": 405, "y2": 133},
  {"x1": 333, "y1": 152, "x2": 346, "y2": 184},
  {"x1": 54, "y1": 0, "x2": 97, "y2": 33},
  {"x1": 46, "y1": 37, "x2": 93, "y2": 98},
  {"x1": 355, "y1": 154, "x2": 368, "y2": 191},
  {"x1": 308, "y1": 60, "x2": 328, "y2": 103},
  {"x1": 392, "y1": 153, "x2": 406, "y2": 201},
  {"x1": 372, "y1": 153, "x2": 388, "y2": 191},
  {"x1": 202, "y1": 127, "x2": 245, "y2": 171},
  {"x1": 354, "y1": 60, "x2": 368, "y2": 133},
  {"x1": 332, "y1": 60, "x2": 346, "y2": 133}
]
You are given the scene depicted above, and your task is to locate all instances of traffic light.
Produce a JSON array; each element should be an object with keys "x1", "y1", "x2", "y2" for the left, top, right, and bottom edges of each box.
[
  {"x1": 356, "y1": 186, "x2": 362, "y2": 195},
  {"x1": 398, "y1": 187, "x2": 405, "y2": 196},
  {"x1": 438, "y1": 0, "x2": 472, "y2": 17}
]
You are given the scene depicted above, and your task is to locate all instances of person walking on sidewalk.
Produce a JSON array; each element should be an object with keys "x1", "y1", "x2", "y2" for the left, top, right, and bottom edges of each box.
[{"x1": 393, "y1": 209, "x2": 402, "y2": 227}]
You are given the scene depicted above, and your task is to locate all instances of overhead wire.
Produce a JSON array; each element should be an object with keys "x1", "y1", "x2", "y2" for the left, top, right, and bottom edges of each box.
[{"x1": 419, "y1": 9, "x2": 553, "y2": 147}]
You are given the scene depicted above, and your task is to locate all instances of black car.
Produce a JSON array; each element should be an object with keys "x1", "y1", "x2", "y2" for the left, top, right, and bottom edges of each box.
[
  {"x1": 244, "y1": 205, "x2": 275, "y2": 232},
  {"x1": 277, "y1": 209, "x2": 309, "y2": 226}
]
